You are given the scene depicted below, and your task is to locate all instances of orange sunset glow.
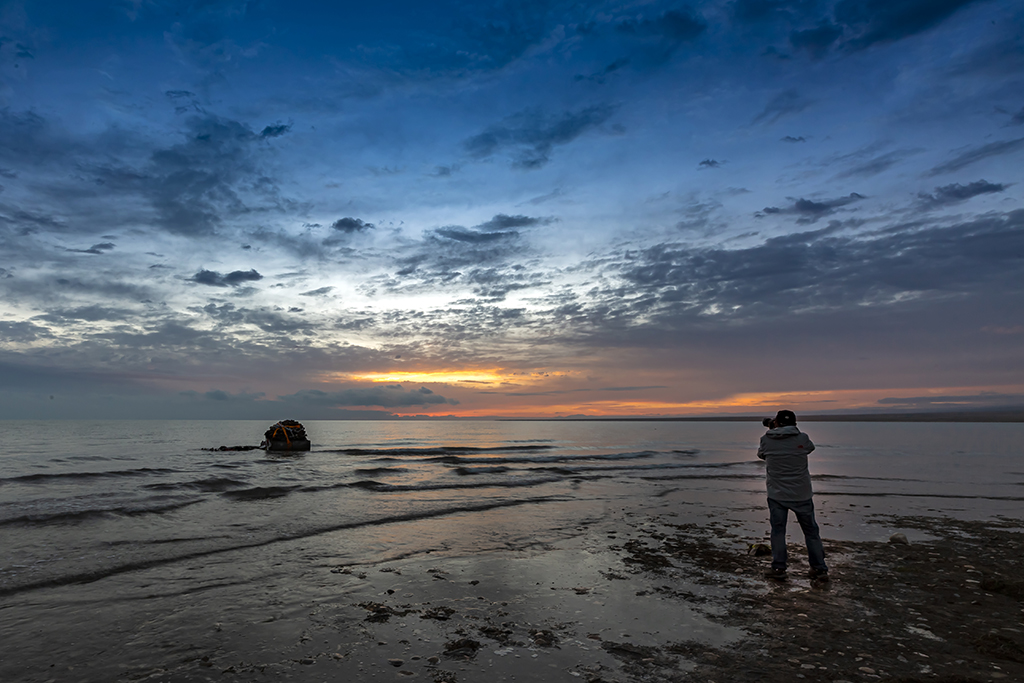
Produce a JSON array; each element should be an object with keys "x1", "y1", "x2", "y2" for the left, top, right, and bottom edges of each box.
[
  {"x1": 344, "y1": 369, "x2": 513, "y2": 385},
  {"x1": 376, "y1": 382, "x2": 1024, "y2": 418}
]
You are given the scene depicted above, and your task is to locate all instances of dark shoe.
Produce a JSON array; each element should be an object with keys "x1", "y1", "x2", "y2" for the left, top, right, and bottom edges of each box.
[
  {"x1": 764, "y1": 568, "x2": 787, "y2": 580},
  {"x1": 809, "y1": 568, "x2": 829, "y2": 582}
]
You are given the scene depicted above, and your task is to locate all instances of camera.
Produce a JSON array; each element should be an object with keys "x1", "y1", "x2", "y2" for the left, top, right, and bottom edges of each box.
[{"x1": 762, "y1": 417, "x2": 775, "y2": 428}]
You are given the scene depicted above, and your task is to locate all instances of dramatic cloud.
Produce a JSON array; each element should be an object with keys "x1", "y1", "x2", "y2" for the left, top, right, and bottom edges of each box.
[
  {"x1": 927, "y1": 138, "x2": 1024, "y2": 176},
  {"x1": 190, "y1": 389, "x2": 267, "y2": 402},
  {"x1": 752, "y1": 89, "x2": 812, "y2": 125},
  {"x1": 434, "y1": 227, "x2": 519, "y2": 243},
  {"x1": 613, "y1": 209, "x2": 1024, "y2": 325},
  {"x1": 917, "y1": 180, "x2": 1007, "y2": 208},
  {"x1": 834, "y1": 0, "x2": 986, "y2": 51},
  {"x1": 67, "y1": 242, "x2": 116, "y2": 255},
  {"x1": 190, "y1": 269, "x2": 264, "y2": 287},
  {"x1": 300, "y1": 286, "x2": 334, "y2": 297},
  {"x1": 834, "y1": 149, "x2": 922, "y2": 179},
  {"x1": 476, "y1": 214, "x2": 549, "y2": 230},
  {"x1": 759, "y1": 193, "x2": 866, "y2": 222},
  {"x1": 260, "y1": 123, "x2": 291, "y2": 138},
  {"x1": 280, "y1": 386, "x2": 459, "y2": 408},
  {"x1": 331, "y1": 217, "x2": 375, "y2": 233},
  {"x1": 464, "y1": 104, "x2": 617, "y2": 169},
  {"x1": 0, "y1": 0, "x2": 1020, "y2": 418},
  {"x1": 615, "y1": 8, "x2": 707, "y2": 43},
  {"x1": 790, "y1": 22, "x2": 843, "y2": 57}
]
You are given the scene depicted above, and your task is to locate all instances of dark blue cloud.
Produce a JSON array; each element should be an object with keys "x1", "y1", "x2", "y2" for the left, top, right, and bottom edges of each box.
[
  {"x1": 67, "y1": 242, "x2": 115, "y2": 255},
  {"x1": 613, "y1": 209, "x2": 1024, "y2": 326},
  {"x1": 752, "y1": 89, "x2": 813, "y2": 125},
  {"x1": 731, "y1": 0, "x2": 819, "y2": 26},
  {"x1": 435, "y1": 227, "x2": 518, "y2": 243},
  {"x1": 464, "y1": 104, "x2": 617, "y2": 169},
  {"x1": 834, "y1": 148, "x2": 922, "y2": 179},
  {"x1": 615, "y1": 8, "x2": 707, "y2": 42},
  {"x1": 917, "y1": 180, "x2": 1007, "y2": 208},
  {"x1": 190, "y1": 268, "x2": 263, "y2": 287},
  {"x1": 299, "y1": 286, "x2": 334, "y2": 297},
  {"x1": 789, "y1": 21, "x2": 843, "y2": 57},
  {"x1": 260, "y1": 122, "x2": 292, "y2": 138},
  {"x1": 759, "y1": 192, "x2": 866, "y2": 222},
  {"x1": 927, "y1": 137, "x2": 1024, "y2": 176},
  {"x1": 280, "y1": 386, "x2": 459, "y2": 408},
  {"x1": 476, "y1": 213, "x2": 550, "y2": 230},
  {"x1": 834, "y1": 0, "x2": 986, "y2": 51},
  {"x1": 332, "y1": 217, "x2": 374, "y2": 233}
]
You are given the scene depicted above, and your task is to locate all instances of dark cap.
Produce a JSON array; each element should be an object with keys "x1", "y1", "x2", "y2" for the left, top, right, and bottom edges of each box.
[{"x1": 774, "y1": 410, "x2": 797, "y2": 427}]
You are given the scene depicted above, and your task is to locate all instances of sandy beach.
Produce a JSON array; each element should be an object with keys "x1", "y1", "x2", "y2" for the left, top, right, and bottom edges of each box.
[{"x1": 8, "y1": 508, "x2": 1023, "y2": 683}]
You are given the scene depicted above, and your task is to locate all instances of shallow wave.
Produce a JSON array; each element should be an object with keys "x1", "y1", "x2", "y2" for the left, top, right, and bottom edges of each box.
[
  {"x1": 220, "y1": 485, "x2": 302, "y2": 501},
  {"x1": 812, "y1": 474, "x2": 923, "y2": 482},
  {"x1": 454, "y1": 466, "x2": 512, "y2": 476},
  {"x1": 323, "y1": 445, "x2": 557, "y2": 456},
  {"x1": 429, "y1": 450, "x2": 660, "y2": 465},
  {"x1": 345, "y1": 476, "x2": 567, "y2": 492},
  {"x1": 813, "y1": 491, "x2": 1024, "y2": 501},
  {"x1": 0, "y1": 498, "x2": 202, "y2": 527},
  {"x1": 353, "y1": 467, "x2": 409, "y2": 475},
  {"x1": 1, "y1": 467, "x2": 178, "y2": 484},
  {"x1": 453, "y1": 462, "x2": 737, "y2": 476},
  {"x1": 0, "y1": 497, "x2": 563, "y2": 598},
  {"x1": 641, "y1": 473, "x2": 766, "y2": 481},
  {"x1": 144, "y1": 477, "x2": 249, "y2": 493}
]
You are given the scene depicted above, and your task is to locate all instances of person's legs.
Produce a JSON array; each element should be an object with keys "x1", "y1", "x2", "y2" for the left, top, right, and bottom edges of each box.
[
  {"x1": 790, "y1": 498, "x2": 827, "y2": 572},
  {"x1": 767, "y1": 497, "x2": 789, "y2": 571}
]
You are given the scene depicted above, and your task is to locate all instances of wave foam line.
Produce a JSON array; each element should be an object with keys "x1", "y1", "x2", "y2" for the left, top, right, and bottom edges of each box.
[
  {"x1": 342, "y1": 476, "x2": 565, "y2": 493},
  {"x1": 324, "y1": 445, "x2": 557, "y2": 456},
  {"x1": 1, "y1": 468, "x2": 178, "y2": 484},
  {"x1": 813, "y1": 491, "x2": 1024, "y2": 500},
  {"x1": 0, "y1": 499, "x2": 203, "y2": 527},
  {"x1": 431, "y1": 450, "x2": 661, "y2": 465}
]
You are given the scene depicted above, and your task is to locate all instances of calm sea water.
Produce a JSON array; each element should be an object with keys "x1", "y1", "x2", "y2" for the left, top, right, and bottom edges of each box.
[
  {"x1": 2, "y1": 420, "x2": 1022, "y2": 598},
  {"x1": 1, "y1": 420, "x2": 1021, "y2": 680}
]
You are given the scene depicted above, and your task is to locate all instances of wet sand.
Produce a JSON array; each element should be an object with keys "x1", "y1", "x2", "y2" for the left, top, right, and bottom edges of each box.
[{"x1": 13, "y1": 510, "x2": 1020, "y2": 683}]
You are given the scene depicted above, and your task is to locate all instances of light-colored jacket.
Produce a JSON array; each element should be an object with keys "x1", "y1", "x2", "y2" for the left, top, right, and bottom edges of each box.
[{"x1": 757, "y1": 425, "x2": 815, "y2": 502}]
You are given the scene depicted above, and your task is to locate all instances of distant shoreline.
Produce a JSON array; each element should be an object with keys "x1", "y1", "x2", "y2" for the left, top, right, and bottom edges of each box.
[{"x1": 501, "y1": 410, "x2": 1024, "y2": 423}]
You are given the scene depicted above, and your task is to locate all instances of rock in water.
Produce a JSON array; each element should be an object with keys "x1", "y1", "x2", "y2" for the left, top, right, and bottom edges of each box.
[{"x1": 889, "y1": 532, "x2": 910, "y2": 545}]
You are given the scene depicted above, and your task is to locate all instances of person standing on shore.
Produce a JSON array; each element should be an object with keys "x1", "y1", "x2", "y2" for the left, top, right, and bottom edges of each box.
[{"x1": 757, "y1": 410, "x2": 828, "y2": 581}]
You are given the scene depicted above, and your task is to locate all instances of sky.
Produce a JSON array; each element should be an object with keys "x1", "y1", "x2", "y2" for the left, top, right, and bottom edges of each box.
[{"x1": 1, "y1": 0, "x2": 1022, "y2": 419}]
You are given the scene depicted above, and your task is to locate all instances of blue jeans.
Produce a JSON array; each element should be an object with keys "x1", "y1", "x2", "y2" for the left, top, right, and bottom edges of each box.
[{"x1": 768, "y1": 497, "x2": 827, "y2": 572}]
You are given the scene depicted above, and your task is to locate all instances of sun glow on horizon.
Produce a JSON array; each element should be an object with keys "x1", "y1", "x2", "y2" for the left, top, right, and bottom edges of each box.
[
  {"x1": 342, "y1": 369, "x2": 516, "y2": 385},
  {"x1": 381, "y1": 383, "x2": 1024, "y2": 418}
]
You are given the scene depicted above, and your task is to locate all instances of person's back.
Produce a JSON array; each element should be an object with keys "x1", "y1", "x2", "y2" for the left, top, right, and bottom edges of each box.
[
  {"x1": 757, "y1": 410, "x2": 828, "y2": 582},
  {"x1": 758, "y1": 424, "x2": 814, "y2": 502}
]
